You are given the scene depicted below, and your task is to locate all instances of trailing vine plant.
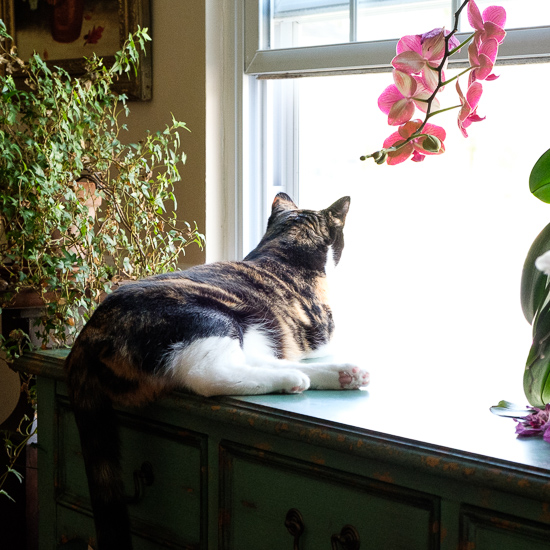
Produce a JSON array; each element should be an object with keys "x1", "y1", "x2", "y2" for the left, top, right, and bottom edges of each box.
[{"x1": 0, "y1": 22, "x2": 204, "y2": 498}]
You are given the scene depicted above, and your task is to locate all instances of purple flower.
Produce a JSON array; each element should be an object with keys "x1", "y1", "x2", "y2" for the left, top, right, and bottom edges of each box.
[
  {"x1": 420, "y1": 28, "x2": 461, "y2": 52},
  {"x1": 515, "y1": 404, "x2": 550, "y2": 442}
]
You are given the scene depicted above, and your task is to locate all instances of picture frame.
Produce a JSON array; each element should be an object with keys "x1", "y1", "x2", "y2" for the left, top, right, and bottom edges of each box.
[{"x1": 0, "y1": 0, "x2": 152, "y2": 101}]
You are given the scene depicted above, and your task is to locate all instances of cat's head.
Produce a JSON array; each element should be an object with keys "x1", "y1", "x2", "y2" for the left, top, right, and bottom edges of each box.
[{"x1": 247, "y1": 192, "x2": 350, "y2": 272}]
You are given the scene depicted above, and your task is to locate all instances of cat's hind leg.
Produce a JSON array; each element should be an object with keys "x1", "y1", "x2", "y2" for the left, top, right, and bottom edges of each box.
[{"x1": 163, "y1": 336, "x2": 311, "y2": 397}]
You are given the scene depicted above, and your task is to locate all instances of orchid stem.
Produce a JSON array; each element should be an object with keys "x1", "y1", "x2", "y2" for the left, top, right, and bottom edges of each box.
[
  {"x1": 441, "y1": 66, "x2": 474, "y2": 87},
  {"x1": 449, "y1": 32, "x2": 475, "y2": 56},
  {"x1": 426, "y1": 105, "x2": 462, "y2": 118}
]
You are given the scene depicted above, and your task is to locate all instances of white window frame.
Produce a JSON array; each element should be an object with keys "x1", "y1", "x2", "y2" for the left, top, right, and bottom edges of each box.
[{"x1": 210, "y1": 1, "x2": 550, "y2": 261}]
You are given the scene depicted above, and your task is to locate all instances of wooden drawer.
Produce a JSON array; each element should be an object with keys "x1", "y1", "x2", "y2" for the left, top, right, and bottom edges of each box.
[
  {"x1": 460, "y1": 505, "x2": 550, "y2": 550},
  {"x1": 219, "y1": 442, "x2": 440, "y2": 550},
  {"x1": 55, "y1": 398, "x2": 208, "y2": 549}
]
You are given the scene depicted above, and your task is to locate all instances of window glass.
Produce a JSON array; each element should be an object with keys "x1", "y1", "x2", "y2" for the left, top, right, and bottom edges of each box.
[
  {"x1": 269, "y1": 0, "x2": 550, "y2": 49},
  {"x1": 272, "y1": 0, "x2": 349, "y2": 48},
  {"x1": 357, "y1": 0, "x2": 452, "y2": 41},
  {"x1": 473, "y1": 0, "x2": 550, "y2": 29},
  {"x1": 266, "y1": 63, "x2": 549, "y2": 403}
]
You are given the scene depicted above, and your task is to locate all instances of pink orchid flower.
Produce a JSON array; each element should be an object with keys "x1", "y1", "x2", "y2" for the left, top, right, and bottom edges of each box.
[
  {"x1": 378, "y1": 70, "x2": 439, "y2": 126},
  {"x1": 392, "y1": 29, "x2": 461, "y2": 91},
  {"x1": 467, "y1": 0, "x2": 506, "y2": 47},
  {"x1": 382, "y1": 119, "x2": 446, "y2": 165},
  {"x1": 467, "y1": 38, "x2": 499, "y2": 85},
  {"x1": 456, "y1": 80, "x2": 485, "y2": 137}
]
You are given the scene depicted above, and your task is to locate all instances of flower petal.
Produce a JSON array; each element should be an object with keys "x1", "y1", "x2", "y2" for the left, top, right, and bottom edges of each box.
[
  {"x1": 413, "y1": 94, "x2": 439, "y2": 114},
  {"x1": 393, "y1": 70, "x2": 418, "y2": 98},
  {"x1": 396, "y1": 34, "x2": 422, "y2": 55},
  {"x1": 382, "y1": 130, "x2": 404, "y2": 148},
  {"x1": 516, "y1": 423, "x2": 544, "y2": 437},
  {"x1": 398, "y1": 119, "x2": 422, "y2": 139},
  {"x1": 387, "y1": 142, "x2": 414, "y2": 165},
  {"x1": 388, "y1": 98, "x2": 415, "y2": 126},
  {"x1": 479, "y1": 37, "x2": 499, "y2": 62},
  {"x1": 392, "y1": 51, "x2": 426, "y2": 74},
  {"x1": 468, "y1": 113, "x2": 486, "y2": 123},
  {"x1": 421, "y1": 30, "x2": 446, "y2": 62},
  {"x1": 378, "y1": 84, "x2": 403, "y2": 115},
  {"x1": 466, "y1": 81, "x2": 483, "y2": 110},
  {"x1": 421, "y1": 66, "x2": 440, "y2": 93},
  {"x1": 467, "y1": 0, "x2": 484, "y2": 31},
  {"x1": 468, "y1": 41, "x2": 480, "y2": 67},
  {"x1": 483, "y1": 5, "x2": 507, "y2": 28},
  {"x1": 475, "y1": 53, "x2": 494, "y2": 81},
  {"x1": 483, "y1": 21, "x2": 506, "y2": 44}
]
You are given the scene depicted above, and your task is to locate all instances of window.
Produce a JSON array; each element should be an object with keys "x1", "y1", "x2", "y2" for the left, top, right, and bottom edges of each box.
[{"x1": 239, "y1": 0, "x2": 550, "y2": 403}]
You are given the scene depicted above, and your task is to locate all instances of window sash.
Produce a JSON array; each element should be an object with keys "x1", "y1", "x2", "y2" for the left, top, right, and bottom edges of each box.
[
  {"x1": 238, "y1": 1, "x2": 550, "y2": 255},
  {"x1": 245, "y1": 26, "x2": 550, "y2": 77}
]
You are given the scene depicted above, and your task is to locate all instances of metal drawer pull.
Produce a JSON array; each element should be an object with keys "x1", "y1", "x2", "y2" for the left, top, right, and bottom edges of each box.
[
  {"x1": 127, "y1": 461, "x2": 154, "y2": 504},
  {"x1": 285, "y1": 509, "x2": 360, "y2": 550},
  {"x1": 331, "y1": 525, "x2": 360, "y2": 550},
  {"x1": 285, "y1": 508, "x2": 305, "y2": 550}
]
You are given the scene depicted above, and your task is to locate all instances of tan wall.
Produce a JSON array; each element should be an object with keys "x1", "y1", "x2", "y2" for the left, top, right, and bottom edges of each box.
[{"x1": 125, "y1": 0, "x2": 207, "y2": 267}]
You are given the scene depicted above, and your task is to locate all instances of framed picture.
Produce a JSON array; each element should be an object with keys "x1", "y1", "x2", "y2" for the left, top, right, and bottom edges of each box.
[{"x1": 0, "y1": 0, "x2": 151, "y2": 100}]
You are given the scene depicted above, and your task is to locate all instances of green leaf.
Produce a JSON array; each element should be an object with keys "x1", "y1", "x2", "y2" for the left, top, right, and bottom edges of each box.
[
  {"x1": 524, "y1": 351, "x2": 550, "y2": 408},
  {"x1": 7, "y1": 467, "x2": 24, "y2": 483},
  {"x1": 520, "y1": 221, "x2": 550, "y2": 324},
  {"x1": 489, "y1": 400, "x2": 535, "y2": 418},
  {"x1": 524, "y1": 301, "x2": 550, "y2": 407},
  {"x1": 0, "y1": 489, "x2": 16, "y2": 502},
  {"x1": 530, "y1": 148, "x2": 550, "y2": 203}
]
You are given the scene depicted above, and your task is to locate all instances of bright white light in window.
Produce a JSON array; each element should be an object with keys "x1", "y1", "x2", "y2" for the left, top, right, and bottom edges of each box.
[{"x1": 289, "y1": 64, "x2": 549, "y2": 403}]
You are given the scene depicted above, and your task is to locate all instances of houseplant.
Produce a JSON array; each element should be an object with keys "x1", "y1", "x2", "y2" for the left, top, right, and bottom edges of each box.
[
  {"x1": 0, "y1": 21, "x2": 203, "y2": 497},
  {"x1": 519, "y1": 147, "x2": 550, "y2": 408}
]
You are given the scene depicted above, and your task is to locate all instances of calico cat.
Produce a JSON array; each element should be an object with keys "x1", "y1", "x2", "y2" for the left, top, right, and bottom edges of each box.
[{"x1": 65, "y1": 192, "x2": 369, "y2": 549}]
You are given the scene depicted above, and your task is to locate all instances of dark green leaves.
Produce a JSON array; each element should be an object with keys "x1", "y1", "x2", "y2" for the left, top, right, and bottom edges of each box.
[
  {"x1": 530, "y1": 148, "x2": 550, "y2": 203},
  {"x1": 0, "y1": 25, "x2": 204, "y2": 355},
  {"x1": 520, "y1": 222, "x2": 550, "y2": 324}
]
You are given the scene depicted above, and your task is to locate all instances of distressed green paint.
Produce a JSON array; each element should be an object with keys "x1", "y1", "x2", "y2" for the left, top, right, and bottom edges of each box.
[{"x1": 14, "y1": 351, "x2": 550, "y2": 550}]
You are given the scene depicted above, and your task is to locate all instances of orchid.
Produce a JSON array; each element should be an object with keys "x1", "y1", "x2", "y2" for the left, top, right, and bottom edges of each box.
[
  {"x1": 361, "y1": 0, "x2": 506, "y2": 166},
  {"x1": 382, "y1": 119, "x2": 446, "y2": 165},
  {"x1": 467, "y1": 0, "x2": 507, "y2": 47},
  {"x1": 456, "y1": 80, "x2": 485, "y2": 137},
  {"x1": 392, "y1": 29, "x2": 460, "y2": 91},
  {"x1": 515, "y1": 404, "x2": 550, "y2": 442},
  {"x1": 467, "y1": 39, "x2": 500, "y2": 85},
  {"x1": 378, "y1": 70, "x2": 439, "y2": 126}
]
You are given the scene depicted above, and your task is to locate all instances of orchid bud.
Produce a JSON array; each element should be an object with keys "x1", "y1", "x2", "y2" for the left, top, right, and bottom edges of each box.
[
  {"x1": 372, "y1": 150, "x2": 387, "y2": 165},
  {"x1": 421, "y1": 135, "x2": 442, "y2": 153}
]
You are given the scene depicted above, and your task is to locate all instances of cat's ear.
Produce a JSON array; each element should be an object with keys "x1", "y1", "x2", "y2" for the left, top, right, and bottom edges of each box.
[
  {"x1": 325, "y1": 196, "x2": 350, "y2": 225},
  {"x1": 272, "y1": 192, "x2": 298, "y2": 213}
]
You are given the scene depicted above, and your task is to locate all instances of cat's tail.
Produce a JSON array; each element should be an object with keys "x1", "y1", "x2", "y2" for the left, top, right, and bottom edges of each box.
[{"x1": 65, "y1": 345, "x2": 133, "y2": 550}]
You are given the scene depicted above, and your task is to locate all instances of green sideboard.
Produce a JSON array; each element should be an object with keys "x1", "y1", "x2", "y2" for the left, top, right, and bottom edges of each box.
[{"x1": 14, "y1": 350, "x2": 550, "y2": 550}]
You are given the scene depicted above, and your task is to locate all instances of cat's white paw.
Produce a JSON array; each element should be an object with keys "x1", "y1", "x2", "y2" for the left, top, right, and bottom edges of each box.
[
  {"x1": 337, "y1": 365, "x2": 369, "y2": 390},
  {"x1": 279, "y1": 369, "x2": 311, "y2": 394}
]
